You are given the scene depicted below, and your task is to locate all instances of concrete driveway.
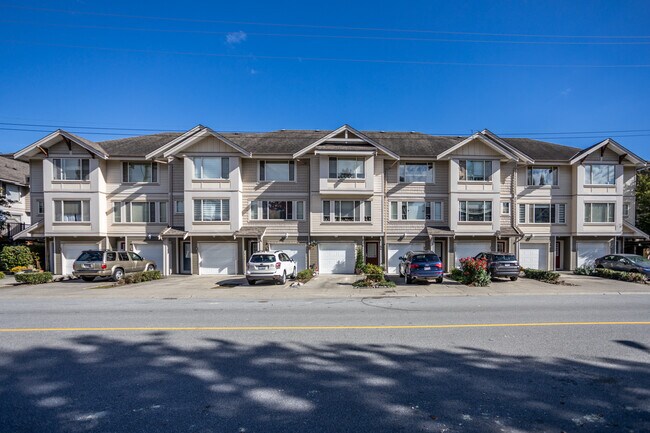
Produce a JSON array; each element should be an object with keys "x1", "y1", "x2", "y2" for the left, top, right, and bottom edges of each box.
[{"x1": 0, "y1": 272, "x2": 647, "y2": 300}]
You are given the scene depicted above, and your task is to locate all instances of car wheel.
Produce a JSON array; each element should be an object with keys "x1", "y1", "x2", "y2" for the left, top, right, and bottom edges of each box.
[
  {"x1": 112, "y1": 268, "x2": 124, "y2": 282},
  {"x1": 145, "y1": 264, "x2": 154, "y2": 272},
  {"x1": 510, "y1": 276, "x2": 518, "y2": 281},
  {"x1": 247, "y1": 279, "x2": 256, "y2": 285},
  {"x1": 405, "y1": 274, "x2": 412, "y2": 284},
  {"x1": 278, "y1": 271, "x2": 287, "y2": 285},
  {"x1": 436, "y1": 277, "x2": 443, "y2": 284},
  {"x1": 399, "y1": 266, "x2": 404, "y2": 277},
  {"x1": 81, "y1": 276, "x2": 95, "y2": 282}
]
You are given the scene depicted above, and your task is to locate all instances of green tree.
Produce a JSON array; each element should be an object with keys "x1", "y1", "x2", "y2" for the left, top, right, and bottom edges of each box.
[
  {"x1": 0, "y1": 193, "x2": 12, "y2": 233},
  {"x1": 637, "y1": 172, "x2": 650, "y2": 234}
]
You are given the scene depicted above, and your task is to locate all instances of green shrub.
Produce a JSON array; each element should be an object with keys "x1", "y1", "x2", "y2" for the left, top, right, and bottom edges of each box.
[
  {"x1": 0, "y1": 246, "x2": 34, "y2": 271},
  {"x1": 573, "y1": 265, "x2": 594, "y2": 276},
  {"x1": 361, "y1": 263, "x2": 384, "y2": 282},
  {"x1": 10, "y1": 265, "x2": 28, "y2": 274},
  {"x1": 15, "y1": 272, "x2": 52, "y2": 285},
  {"x1": 449, "y1": 268, "x2": 464, "y2": 281},
  {"x1": 296, "y1": 269, "x2": 315, "y2": 283},
  {"x1": 593, "y1": 267, "x2": 646, "y2": 283},
  {"x1": 523, "y1": 268, "x2": 561, "y2": 283},
  {"x1": 353, "y1": 278, "x2": 396, "y2": 288},
  {"x1": 355, "y1": 246, "x2": 364, "y2": 271},
  {"x1": 455, "y1": 257, "x2": 491, "y2": 287},
  {"x1": 0, "y1": 271, "x2": 5, "y2": 279},
  {"x1": 123, "y1": 270, "x2": 162, "y2": 284}
]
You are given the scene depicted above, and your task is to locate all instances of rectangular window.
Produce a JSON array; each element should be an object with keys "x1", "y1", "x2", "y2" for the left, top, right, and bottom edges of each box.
[
  {"x1": 113, "y1": 202, "x2": 122, "y2": 223},
  {"x1": 518, "y1": 203, "x2": 526, "y2": 224},
  {"x1": 322, "y1": 200, "x2": 370, "y2": 222},
  {"x1": 527, "y1": 166, "x2": 558, "y2": 186},
  {"x1": 193, "y1": 157, "x2": 228, "y2": 180},
  {"x1": 328, "y1": 157, "x2": 365, "y2": 179},
  {"x1": 53, "y1": 158, "x2": 90, "y2": 181},
  {"x1": 37, "y1": 199, "x2": 44, "y2": 214},
  {"x1": 432, "y1": 201, "x2": 443, "y2": 221},
  {"x1": 501, "y1": 202, "x2": 511, "y2": 215},
  {"x1": 113, "y1": 202, "x2": 168, "y2": 223},
  {"x1": 54, "y1": 200, "x2": 90, "y2": 222},
  {"x1": 160, "y1": 202, "x2": 167, "y2": 223},
  {"x1": 532, "y1": 204, "x2": 556, "y2": 224},
  {"x1": 249, "y1": 201, "x2": 305, "y2": 220},
  {"x1": 558, "y1": 203, "x2": 566, "y2": 224},
  {"x1": 623, "y1": 202, "x2": 630, "y2": 218},
  {"x1": 390, "y1": 201, "x2": 443, "y2": 221},
  {"x1": 123, "y1": 162, "x2": 158, "y2": 183},
  {"x1": 585, "y1": 203, "x2": 615, "y2": 223},
  {"x1": 459, "y1": 201, "x2": 492, "y2": 222},
  {"x1": 193, "y1": 199, "x2": 230, "y2": 222},
  {"x1": 459, "y1": 160, "x2": 492, "y2": 181},
  {"x1": 390, "y1": 201, "x2": 398, "y2": 220},
  {"x1": 399, "y1": 162, "x2": 433, "y2": 183},
  {"x1": 584, "y1": 164, "x2": 615, "y2": 185},
  {"x1": 259, "y1": 161, "x2": 295, "y2": 182},
  {"x1": 175, "y1": 200, "x2": 184, "y2": 214}
]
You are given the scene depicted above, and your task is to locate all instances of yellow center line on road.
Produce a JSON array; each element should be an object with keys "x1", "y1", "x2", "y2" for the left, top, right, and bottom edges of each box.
[{"x1": 0, "y1": 321, "x2": 649, "y2": 333}]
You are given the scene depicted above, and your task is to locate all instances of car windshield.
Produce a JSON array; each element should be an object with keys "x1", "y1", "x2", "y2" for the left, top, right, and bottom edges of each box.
[
  {"x1": 493, "y1": 254, "x2": 517, "y2": 261},
  {"x1": 627, "y1": 255, "x2": 650, "y2": 266},
  {"x1": 77, "y1": 251, "x2": 103, "y2": 262},
  {"x1": 411, "y1": 254, "x2": 439, "y2": 263},
  {"x1": 250, "y1": 254, "x2": 276, "y2": 263}
]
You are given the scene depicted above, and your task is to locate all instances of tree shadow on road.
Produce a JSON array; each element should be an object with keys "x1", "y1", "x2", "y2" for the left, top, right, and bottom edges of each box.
[{"x1": 0, "y1": 334, "x2": 648, "y2": 432}]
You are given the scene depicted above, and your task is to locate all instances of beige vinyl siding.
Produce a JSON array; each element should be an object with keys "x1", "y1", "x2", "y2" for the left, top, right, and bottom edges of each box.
[
  {"x1": 386, "y1": 198, "x2": 449, "y2": 233},
  {"x1": 448, "y1": 138, "x2": 502, "y2": 157},
  {"x1": 385, "y1": 160, "x2": 449, "y2": 195},
  {"x1": 105, "y1": 160, "x2": 169, "y2": 195},
  {"x1": 171, "y1": 158, "x2": 184, "y2": 193},
  {"x1": 186, "y1": 135, "x2": 239, "y2": 153},
  {"x1": 242, "y1": 196, "x2": 309, "y2": 236},
  {"x1": 241, "y1": 159, "x2": 309, "y2": 194},
  {"x1": 310, "y1": 156, "x2": 320, "y2": 192},
  {"x1": 374, "y1": 157, "x2": 385, "y2": 193},
  {"x1": 310, "y1": 197, "x2": 382, "y2": 235},
  {"x1": 47, "y1": 140, "x2": 89, "y2": 155},
  {"x1": 583, "y1": 148, "x2": 621, "y2": 162},
  {"x1": 30, "y1": 160, "x2": 43, "y2": 193},
  {"x1": 500, "y1": 161, "x2": 516, "y2": 197}
]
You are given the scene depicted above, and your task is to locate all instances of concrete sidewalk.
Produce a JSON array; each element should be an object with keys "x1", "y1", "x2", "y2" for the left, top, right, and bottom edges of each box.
[{"x1": 0, "y1": 272, "x2": 648, "y2": 300}]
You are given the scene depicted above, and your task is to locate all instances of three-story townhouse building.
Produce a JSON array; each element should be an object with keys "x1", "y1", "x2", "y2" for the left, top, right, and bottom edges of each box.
[
  {"x1": 0, "y1": 154, "x2": 30, "y2": 238},
  {"x1": 13, "y1": 124, "x2": 648, "y2": 276}
]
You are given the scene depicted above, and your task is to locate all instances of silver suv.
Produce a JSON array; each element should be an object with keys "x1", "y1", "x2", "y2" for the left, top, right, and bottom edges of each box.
[
  {"x1": 246, "y1": 251, "x2": 297, "y2": 285},
  {"x1": 72, "y1": 250, "x2": 157, "y2": 282}
]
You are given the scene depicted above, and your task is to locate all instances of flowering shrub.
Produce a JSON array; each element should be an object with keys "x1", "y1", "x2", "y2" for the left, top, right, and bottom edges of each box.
[{"x1": 455, "y1": 257, "x2": 491, "y2": 287}]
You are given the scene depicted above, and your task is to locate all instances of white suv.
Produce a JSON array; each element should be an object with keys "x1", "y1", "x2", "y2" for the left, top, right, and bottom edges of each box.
[{"x1": 246, "y1": 251, "x2": 298, "y2": 285}]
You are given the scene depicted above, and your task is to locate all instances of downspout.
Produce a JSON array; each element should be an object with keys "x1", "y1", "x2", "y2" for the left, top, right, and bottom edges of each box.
[{"x1": 512, "y1": 163, "x2": 525, "y2": 252}]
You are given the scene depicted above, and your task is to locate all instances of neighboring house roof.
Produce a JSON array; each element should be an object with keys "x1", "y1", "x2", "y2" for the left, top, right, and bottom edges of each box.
[
  {"x1": 99, "y1": 133, "x2": 184, "y2": 157},
  {"x1": 502, "y1": 138, "x2": 582, "y2": 161},
  {"x1": 0, "y1": 155, "x2": 29, "y2": 186}
]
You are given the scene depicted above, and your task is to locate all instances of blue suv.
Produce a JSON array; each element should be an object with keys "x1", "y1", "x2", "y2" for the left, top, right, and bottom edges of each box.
[{"x1": 399, "y1": 251, "x2": 444, "y2": 284}]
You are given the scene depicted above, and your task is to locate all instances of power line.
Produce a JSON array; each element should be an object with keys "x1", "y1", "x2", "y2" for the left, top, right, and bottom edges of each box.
[
  {"x1": 2, "y1": 3, "x2": 649, "y2": 40},
  {"x1": 4, "y1": 40, "x2": 650, "y2": 68},
  {"x1": 3, "y1": 19, "x2": 650, "y2": 46}
]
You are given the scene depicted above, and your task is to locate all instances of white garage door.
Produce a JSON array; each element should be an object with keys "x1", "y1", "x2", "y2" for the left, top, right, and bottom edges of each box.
[
  {"x1": 577, "y1": 241, "x2": 610, "y2": 267},
  {"x1": 198, "y1": 242, "x2": 238, "y2": 275},
  {"x1": 387, "y1": 243, "x2": 426, "y2": 274},
  {"x1": 519, "y1": 244, "x2": 548, "y2": 270},
  {"x1": 62, "y1": 242, "x2": 97, "y2": 276},
  {"x1": 455, "y1": 241, "x2": 491, "y2": 267},
  {"x1": 318, "y1": 242, "x2": 355, "y2": 274},
  {"x1": 270, "y1": 244, "x2": 307, "y2": 272},
  {"x1": 133, "y1": 242, "x2": 165, "y2": 271}
]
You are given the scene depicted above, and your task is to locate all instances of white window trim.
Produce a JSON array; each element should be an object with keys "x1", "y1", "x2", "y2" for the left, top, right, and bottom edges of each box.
[
  {"x1": 52, "y1": 158, "x2": 90, "y2": 181},
  {"x1": 501, "y1": 202, "x2": 511, "y2": 215},
  {"x1": 623, "y1": 202, "x2": 630, "y2": 218},
  {"x1": 584, "y1": 202, "x2": 616, "y2": 223},
  {"x1": 518, "y1": 203, "x2": 567, "y2": 225},
  {"x1": 36, "y1": 199, "x2": 44, "y2": 215},
  {"x1": 458, "y1": 200, "x2": 493, "y2": 222},
  {"x1": 258, "y1": 160, "x2": 296, "y2": 183},
  {"x1": 526, "y1": 166, "x2": 559, "y2": 187},
  {"x1": 249, "y1": 200, "x2": 305, "y2": 221},
  {"x1": 388, "y1": 200, "x2": 444, "y2": 222},
  {"x1": 53, "y1": 199, "x2": 91, "y2": 223},
  {"x1": 328, "y1": 157, "x2": 365, "y2": 179},
  {"x1": 459, "y1": 160, "x2": 493, "y2": 182},
  {"x1": 322, "y1": 200, "x2": 371, "y2": 222},
  {"x1": 192, "y1": 157, "x2": 229, "y2": 180},
  {"x1": 123, "y1": 162, "x2": 158, "y2": 184},
  {"x1": 193, "y1": 199, "x2": 230, "y2": 222},
  {"x1": 584, "y1": 164, "x2": 616, "y2": 186},
  {"x1": 398, "y1": 162, "x2": 435, "y2": 184},
  {"x1": 112, "y1": 201, "x2": 168, "y2": 224}
]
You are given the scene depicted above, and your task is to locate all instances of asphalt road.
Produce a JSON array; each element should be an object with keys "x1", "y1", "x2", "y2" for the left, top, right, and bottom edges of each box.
[{"x1": 0, "y1": 294, "x2": 648, "y2": 433}]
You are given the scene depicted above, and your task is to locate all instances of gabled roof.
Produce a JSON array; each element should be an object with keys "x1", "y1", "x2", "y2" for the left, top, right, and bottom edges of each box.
[
  {"x1": 293, "y1": 125, "x2": 400, "y2": 159},
  {"x1": 480, "y1": 130, "x2": 534, "y2": 163},
  {"x1": 0, "y1": 155, "x2": 29, "y2": 186},
  {"x1": 436, "y1": 132, "x2": 519, "y2": 160},
  {"x1": 162, "y1": 126, "x2": 252, "y2": 158},
  {"x1": 623, "y1": 221, "x2": 650, "y2": 240},
  {"x1": 14, "y1": 130, "x2": 109, "y2": 160},
  {"x1": 100, "y1": 133, "x2": 183, "y2": 157},
  {"x1": 501, "y1": 138, "x2": 581, "y2": 161},
  {"x1": 12, "y1": 219, "x2": 43, "y2": 240},
  {"x1": 569, "y1": 138, "x2": 646, "y2": 165}
]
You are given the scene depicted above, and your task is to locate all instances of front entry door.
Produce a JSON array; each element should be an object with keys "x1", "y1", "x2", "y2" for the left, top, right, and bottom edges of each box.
[
  {"x1": 365, "y1": 241, "x2": 379, "y2": 266},
  {"x1": 555, "y1": 240, "x2": 563, "y2": 270},
  {"x1": 181, "y1": 241, "x2": 191, "y2": 274}
]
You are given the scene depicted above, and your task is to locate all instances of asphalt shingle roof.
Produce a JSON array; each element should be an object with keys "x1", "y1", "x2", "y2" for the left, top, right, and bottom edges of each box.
[
  {"x1": 502, "y1": 138, "x2": 582, "y2": 161},
  {"x1": 98, "y1": 133, "x2": 183, "y2": 156},
  {"x1": 0, "y1": 155, "x2": 29, "y2": 185}
]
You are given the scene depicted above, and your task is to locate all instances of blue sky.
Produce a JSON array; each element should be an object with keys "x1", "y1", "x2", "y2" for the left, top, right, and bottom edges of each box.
[{"x1": 1, "y1": 1, "x2": 649, "y2": 158}]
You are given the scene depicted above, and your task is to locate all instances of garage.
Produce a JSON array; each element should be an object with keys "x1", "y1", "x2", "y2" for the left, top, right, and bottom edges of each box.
[
  {"x1": 198, "y1": 242, "x2": 238, "y2": 275},
  {"x1": 61, "y1": 242, "x2": 98, "y2": 276},
  {"x1": 269, "y1": 243, "x2": 307, "y2": 271},
  {"x1": 519, "y1": 244, "x2": 549, "y2": 270},
  {"x1": 318, "y1": 242, "x2": 356, "y2": 274},
  {"x1": 454, "y1": 240, "x2": 491, "y2": 267},
  {"x1": 577, "y1": 241, "x2": 610, "y2": 267},
  {"x1": 132, "y1": 241, "x2": 165, "y2": 271},
  {"x1": 387, "y1": 242, "x2": 425, "y2": 274}
]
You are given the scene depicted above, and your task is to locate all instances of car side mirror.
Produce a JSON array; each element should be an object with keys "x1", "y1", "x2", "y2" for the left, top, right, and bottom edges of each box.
[{"x1": 398, "y1": 257, "x2": 403, "y2": 261}]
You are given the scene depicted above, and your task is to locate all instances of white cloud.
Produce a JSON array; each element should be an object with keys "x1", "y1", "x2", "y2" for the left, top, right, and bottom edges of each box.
[{"x1": 226, "y1": 31, "x2": 247, "y2": 45}]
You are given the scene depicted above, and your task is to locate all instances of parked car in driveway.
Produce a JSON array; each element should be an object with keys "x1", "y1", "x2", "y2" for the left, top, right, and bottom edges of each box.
[
  {"x1": 72, "y1": 250, "x2": 157, "y2": 281},
  {"x1": 594, "y1": 254, "x2": 650, "y2": 276},
  {"x1": 399, "y1": 251, "x2": 444, "y2": 284},
  {"x1": 474, "y1": 252, "x2": 520, "y2": 281},
  {"x1": 246, "y1": 251, "x2": 297, "y2": 285}
]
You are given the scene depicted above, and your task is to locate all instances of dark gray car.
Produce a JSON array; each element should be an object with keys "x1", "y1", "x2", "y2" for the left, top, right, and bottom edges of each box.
[
  {"x1": 475, "y1": 252, "x2": 520, "y2": 280},
  {"x1": 594, "y1": 254, "x2": 650, "y2": 276}
]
